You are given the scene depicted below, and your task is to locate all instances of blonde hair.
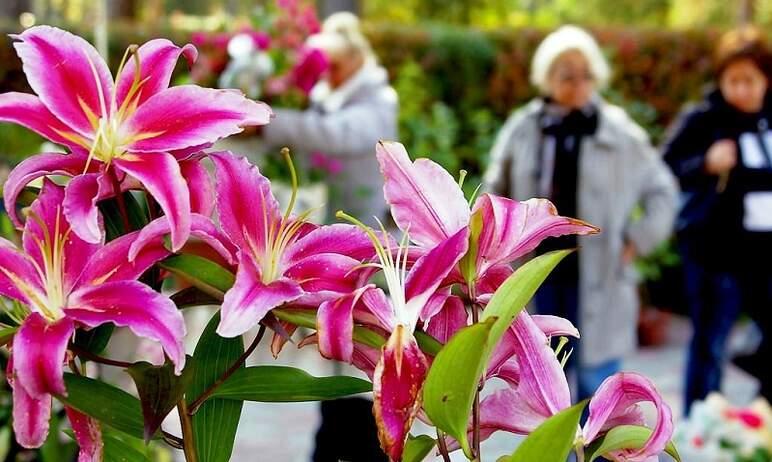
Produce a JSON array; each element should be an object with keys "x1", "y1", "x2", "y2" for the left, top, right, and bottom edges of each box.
[
  {"x1": 307, "y1": 12, "x2": 374, "y2": 62},
  {"x1": 530, "y1": 25, "x2": 611, "y2": 95}
]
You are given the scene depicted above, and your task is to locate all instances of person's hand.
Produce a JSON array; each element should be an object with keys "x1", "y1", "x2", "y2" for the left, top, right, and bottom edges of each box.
[
  {"x1": 622, "y1": 241, "x2": 637, "y2": 265},
  {"x1": 705, "y1": 139, "x2": 737, "y2": 175}
]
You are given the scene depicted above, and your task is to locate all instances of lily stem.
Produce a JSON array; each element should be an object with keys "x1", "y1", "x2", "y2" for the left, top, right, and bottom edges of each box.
[
  {"x1": 71, "y1": 345, "x2": 133, "y2": 368},
  {"x1": 162, "y1": 430, "x2": 184, "y2": 450},
  {"x1": 187, "y1": 324, "x2": 266, "y2": 415},
  {"x1": 468, "y1": 285, "x2": 482, "y2": 461},
  {"x1": 177, "y1": 400, "x2": 198, "y2": 462},
  {"x1": 108, "y1": 168, "x2": 131, "y2": 233},
  {"x1": 436, "y1": 429, "x2": 452, "y2": 462}
]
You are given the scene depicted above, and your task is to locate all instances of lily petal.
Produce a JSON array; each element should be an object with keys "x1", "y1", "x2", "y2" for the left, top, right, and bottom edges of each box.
[
  {"x1": 210, "y1": 151, "x2": 281, "y2": 253},
  {"x1": 217, "y1": 253, "x2": 303, "y2": 337},
  {"x1": 284, "y1": 253, "x2": 363, "y2": 295},
  {"x1": 23, "y1": 181, "x2": 100, "y2": 293},
  {"x1": 13, "y1": 25, "x2": 112, "y2": 137},
  {"x1": 402, "y1": 226, "x2": 469, "y2": 329},
  {"x1": 13, "y1": 313, "x2": 73, "y2": 398},
  {"x1": 531, "y1": 315, "x2": 580, "y2": 339},
  {"x1": 376, "y1": 141, "x2": 470, "y2": 247},
  {"x1": 8, "y1": 356, "x2": 52, "y2": 449},
  {"x1": 282, "y1": 223, "x2": 375, "y2": 266},
  {"x1": 62, "y1": 173, "x2": 105, "y2": 245},
  {"x1": 474, "y1": 195, "x2": 599, "y2": 276},
  {"x1": 583, "y1": 373, "x2": 674, "y2": 461},
  {"x1": 76, "y1": 230, "x2": 170, "y2": 287},
  {"x1": 0, "y1": 93, "x2": 86, "y2": 147},
  {"x1": 128, "y1": 214, "x2": 237, "y2": 266},
  {"x1": 114, "y1": 152, "x2": 191, "y2": 251},
  {"x1": 3, "y1": 152, "x2": 92, "y2": 228},
  {"x1": 425, "y1": 295, "x2": 467, "y2": 344},
  {"x1": 373, "y1": 325, "x2": 429, "y2": 461},
  {"x1": 67, "y1": 281, "x2": 186, "y2": 374},
  {"x1": 115, "y1": 39, "x2": 197, "y2": 109},
  {"x1": 123, "y1": 86, "x2": 271, "y2": 153},
  {"x1": 66, "y1": 407, "x2": 103, "y2": 462},
  {"x1": 316, "y1": 286, "x2": 372, "y2": 362},
  {"x1": 0, "y1": 237, "x2": 44, "y2": 305},
  {"x1": 180, "y1": 157, "x2": 215, "y2": 216}
]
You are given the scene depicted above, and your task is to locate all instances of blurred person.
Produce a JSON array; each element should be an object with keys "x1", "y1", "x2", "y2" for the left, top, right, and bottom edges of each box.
[
  {"x1": 264, "y1": 12, "x2": 393, "y2": 461},
  {"x1": 262, "y1": 11, "x2": 397, "y2": 225},
  {"x1": 484, "y1": 25, "x2": 678, "y2": 402},
  {"x1": 663, "y1": 26, "x2": 772, "y2": 413}
]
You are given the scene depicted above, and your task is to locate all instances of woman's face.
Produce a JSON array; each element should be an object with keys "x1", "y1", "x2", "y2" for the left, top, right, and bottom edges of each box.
[
  {"x1": 720, "y1": 58, "x2": 768, "y2": 114},
  {"x1": 547, "y1": 50, "x2": 595, "y2": 110},
  {"x1": 327, "y1": 51, "x2": 364, "y2": 89}
]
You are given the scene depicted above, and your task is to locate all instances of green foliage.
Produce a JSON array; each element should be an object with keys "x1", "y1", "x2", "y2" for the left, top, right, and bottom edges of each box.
[
  {"x1": 187, "y1": 312, "x2": 244, "y2": 462},
  {"x1": 584, "y1": 425, "x2": 681, "y2": 462},
  {"x1": 501, "y1": 400, "x2": 588, "y2": 462},
  {"x1": 207, "y1": 366, "x2": 372, "y2": 402}
]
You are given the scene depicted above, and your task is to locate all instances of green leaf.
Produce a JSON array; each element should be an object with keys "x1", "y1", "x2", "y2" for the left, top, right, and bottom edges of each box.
[
  {"x1": 0, "y1": 326, "x2": 17, "y2": 346},
  {"x1": 584, "y1": 425, "x2": 681, "y2": 462},
  {"x1": 73, "y1": 323, "x2": 114, "y2": 355},
  {"x1": 127, "y1": 359, "x2": 195, "y2": 442},
  {"x1": 502, "y1": 400, "x2": 587, "y2": 462},
  {"x1": 208, "y1": 366, "x2": 371, "y2": 402},
  {"x1": 160, "y1": 254, "x2": 235, "y2": 299},
  {"x1": 481, "y1": 250, "x2": 572, "y2": 353},
  {"x1": 59, "y1": 374, "x2": 145, "y2": 440},
  {"x1": 415, "y1": 330, "x2": 443, "y2": 356},
  {"x1": 459, "y1": 209, "x2": 483, "y2": 285},
  {"x1": 187, "y1": 312, "x2": 244, "y2": 462},
  {"x1": 423, "y1": 318, "x2": 497, "y2": 459},
  {"x1": 41, "y1": 412, "x2": 77, "y2": 462},
  {"x1": 403, "y1": 434, "x2": 436, "y2": 462},
  {"x1": 102, "y1": 431, "x2": 153, "y2": 462}
]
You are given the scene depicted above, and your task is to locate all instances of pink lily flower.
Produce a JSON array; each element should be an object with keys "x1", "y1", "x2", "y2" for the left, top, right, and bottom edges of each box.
[
  {"x1": 0, "y1": 180, "x2": 186, "y2": 457},
  {"x1": 208, "y1": 152, "x2": 375, "y2": 337},
  {"x1": 0, "y1": 26, "x2": 271, "y2": 250},
  {"x1": 472, "y1": 312, "x2": 673, "y2": 461},
  {"x1": 376, "y1": 141, "x2": 598, "y2": 299},
  {"x1": 317, "y1": 212, "x2": 469, "y2": 460}
]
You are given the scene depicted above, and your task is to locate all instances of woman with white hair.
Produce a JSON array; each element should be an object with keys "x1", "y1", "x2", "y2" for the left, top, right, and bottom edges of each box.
[
  {"x1": 484, "y1": 25, "x2": 678, "y2": 400},
  {"x1": 262, "y1": 12, "x2": 397, "y2": 224}
]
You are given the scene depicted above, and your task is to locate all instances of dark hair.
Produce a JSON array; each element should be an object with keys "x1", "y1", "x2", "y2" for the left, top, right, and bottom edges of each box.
[{"x1": 715, "y1": 26, "x2": 772, "y2": 80}]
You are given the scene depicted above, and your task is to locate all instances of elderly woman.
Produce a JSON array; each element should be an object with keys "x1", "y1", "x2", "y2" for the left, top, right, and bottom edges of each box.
[
  {"x1": 663, "y1": 26, "x2": 772, "y2": 412},
  {"x1": 263, "y1": 12, "x2": 397, "y2": 224},
  {"x1": 484, "y1": 25, "x2": 678, "y2": 401}
]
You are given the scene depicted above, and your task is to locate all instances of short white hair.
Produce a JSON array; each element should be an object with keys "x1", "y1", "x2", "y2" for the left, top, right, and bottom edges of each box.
[
  {"x1": 530, "y1": 25, "x2": 611, "y2": 95},
  {"x1": 307, "y1": 12, "x2": 374, "y2": 62}
]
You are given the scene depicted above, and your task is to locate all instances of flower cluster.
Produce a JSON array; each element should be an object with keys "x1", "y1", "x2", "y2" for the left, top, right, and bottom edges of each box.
[
  {"x1": 0, "y1": 26, "x2": 676, "y2": 462},
  {"x1": 674, "y1": 394, "x2": 772, "y2": 462}
]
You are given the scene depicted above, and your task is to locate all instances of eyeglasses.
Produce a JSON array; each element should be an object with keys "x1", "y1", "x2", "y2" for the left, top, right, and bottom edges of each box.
[{"x1": 554, "y1": 71, "x2": 595, "y2": 85}]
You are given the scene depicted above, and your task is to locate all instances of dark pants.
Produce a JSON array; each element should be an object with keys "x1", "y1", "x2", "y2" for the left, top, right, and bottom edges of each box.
[
  {"x1": 738, "y1": 270, "x2": 772, "y2": 403},
  {"x1": 312, "y1": 398, "x2": 387, "y2": 462},
  {"x1": 682, "y1": 252, "x2": 742, "y2": 415},
  {"x1": 534, "y1": 280, "x2": 620, "y2": 402}
]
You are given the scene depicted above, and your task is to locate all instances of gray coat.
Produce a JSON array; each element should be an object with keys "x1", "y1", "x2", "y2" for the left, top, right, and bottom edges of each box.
[
  {"x1": 263, "y1": 64, "x2": 398, "y2": 224},
  {"x1": 484, "y1": 98, "x2": 678, "y2": 365}
]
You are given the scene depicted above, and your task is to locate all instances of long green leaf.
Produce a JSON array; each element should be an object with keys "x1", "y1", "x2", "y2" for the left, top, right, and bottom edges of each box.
[
  {"x1": 403, "y1": 434, "x2": 436, "y2": 462},
  {"x1": 584, "y1": 425, "x2": 681, "y2": 462},
  {"x1": 208, "y1": 365, "x2": 371, "y2": 402},
  {"x1": 59, "y1": 374, "x2": 145, "y2": 440},
  {"x1": 423, "y1": 318, "x2": 497, "y2": 458},
  {"x1": 481, "y1": 250, "x2": 572, "y2": 355},
  {"x1": 160, "y1": 254, "x2": 235, "y2": 298},
  {"x1": 187, "y1": 312, "x2": 244, "y2": 462},
  {"x1": 502, "y1": 400, "x2": 587, "y2": 462}
]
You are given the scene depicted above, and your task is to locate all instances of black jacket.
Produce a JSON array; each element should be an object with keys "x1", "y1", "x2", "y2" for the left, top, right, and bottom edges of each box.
[{"x1": 662, "y1": 89, "x2": 772, "y2": 268}]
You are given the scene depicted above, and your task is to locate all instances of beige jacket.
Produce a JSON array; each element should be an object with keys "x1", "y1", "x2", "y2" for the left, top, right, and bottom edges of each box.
[{"x1": 484, "y1": 98, "x2": 678, "y2": 365}]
